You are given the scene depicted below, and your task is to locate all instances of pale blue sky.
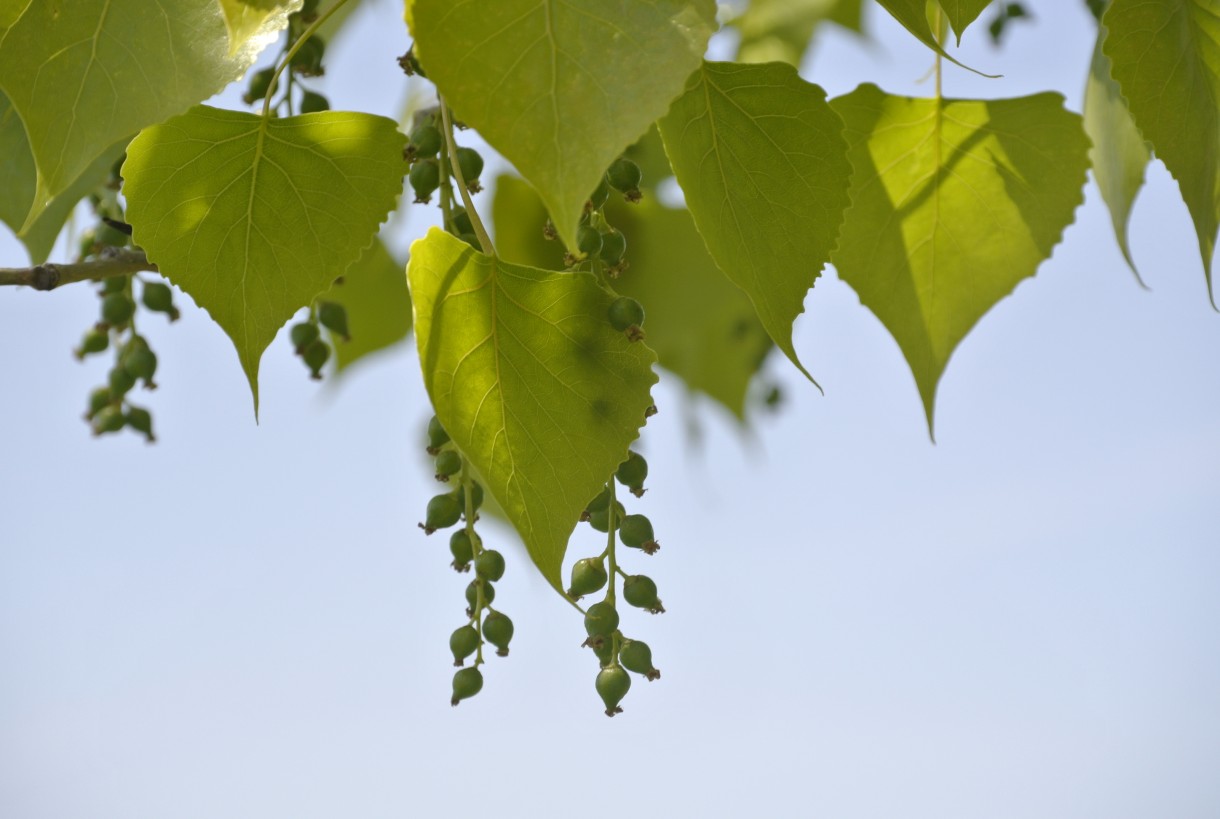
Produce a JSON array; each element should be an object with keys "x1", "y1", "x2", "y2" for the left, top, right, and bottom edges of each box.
[{"x1": 2, "y1": 2, "x2": 1218, "y2": 817}]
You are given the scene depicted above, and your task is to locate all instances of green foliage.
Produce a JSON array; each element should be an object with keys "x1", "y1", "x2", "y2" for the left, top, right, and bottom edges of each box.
[
  {"x1": 830, "y1": 85, "x2": 1090, "y2": 433},
  {"x1": 872, "y1": 0, "x2": 993, "y2": 72},
  {"x1": 731, "y1": 0, "x2": 863, "y2": 66},
  {"x1": 122, "y1": 106, "x2": 405, "y2": 408}
]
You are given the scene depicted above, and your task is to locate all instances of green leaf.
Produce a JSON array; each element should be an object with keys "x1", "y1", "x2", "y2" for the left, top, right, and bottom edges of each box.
[
  {"x1": 407, "y1": 229, "x2": 658, "y2": 586},
  {"x1": 408, "y1": 0, "x2": 716, "y2": 249},
  {"x1": 872, "y1": 0, "x2": 995, "y2": 73},
  {"x1": 731, "y1": 0, "x2": 859, "y2": 66},
  {"x1": 219, "y1": 0, "x2": 299, "y2": 55},
  {"x1": 1103, "y1": 0, "x2": 1220, "y2": 302},
  {"x1": 0, "y1": 92, "x2": 127, "y2": 264},
  {"x1": 492, "y1": 175, "x2": 771, "y2": 418},
  {"x1": 122, "y1": 105, "x2": 406, "y2": 409},
  {"x1": 0, "y1": 0, "x2": 298, "y2": 225},
  {"x1": 1083, "y1": 22, "x2": 1150, "y2": 284},
  {"x1": 658, "y1": 61, "x2": 852, "y2": 384},
  {"x1": 938, "y1": 0, "x2": 992, "y2": 42},
  {"x1": 323, "y1": 238, "x2": 413, "y2": 373},
  {"x1": 830, "y1": 84, "x2": 1089, "y2": 434}
]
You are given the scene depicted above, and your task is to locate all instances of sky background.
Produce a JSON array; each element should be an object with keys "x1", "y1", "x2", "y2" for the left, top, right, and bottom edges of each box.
[{"x1": 2, "y1": 2, "x2": 1219, "y2": 817}]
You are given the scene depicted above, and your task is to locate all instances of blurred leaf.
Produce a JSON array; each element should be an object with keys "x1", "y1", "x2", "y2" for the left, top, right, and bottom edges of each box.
[
  {"x1": 831, "y1": 85, "x2": 1089, "y2": 434},
  {"x1": 407, "y1": 228, "x2": 658, "y2": 587},
  {"x1": 219, "y1": 0, "x2": 300, "y2": 55},
  {"x1": 658, "y1": 61, "x2": 852, "y2": 383},
  {"x1": 0, "y1": 0, "x2": 296, "y2": 226},
  {"x1": 324, "y1": 238, "x2": 413, "y2": 372},
  {"x1": 493, "y1": 175, "x2": 772, "y2": 418},
  {"x1": 1103, "y1": 0, "x2": 1220, "y2": 302},
  {"x1": 408, "y1": 0, "x2": 716, "y2": 249},
  {"x1": 732, "y1": 0, "x2": 857, "y2": 66},
  {"x1": 123, "y1": 106, "x2": 406, "y2": 410},
  {"x1": 872, "y1": 0, "x2": 994, "y2": 73},
  {"x1": 1083, "y1": 22, "x2": 1150, "y2": 283},
  {"x1": 939, "y1": 0, "x2": 992, "y2": 42}
]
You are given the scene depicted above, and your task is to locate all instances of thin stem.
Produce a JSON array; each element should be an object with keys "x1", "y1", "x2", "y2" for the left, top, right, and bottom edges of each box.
[
  {"x1": 605, "y1": 482, "x2": 619, "y2": 608},
  {"x1": 461, "y1": 462, "x2": 485, "y2": 666},
  {"x1": 0, "y1": 249, "x2": 155, "y2": 290},
  {"x1": 439, "y1": 98, "x2": 496, "y2": 256},
  {"x1": 262, "y1": 0, "x2": 350, "y2": 119}
]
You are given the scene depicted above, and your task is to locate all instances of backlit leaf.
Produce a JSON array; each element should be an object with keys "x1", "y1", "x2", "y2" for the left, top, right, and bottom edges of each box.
[
  {"x1": 219, "y1": 0, "x2": 298, "y2": 55},
  {"x1": 123, "y1": 106, "x2": 406, "y2": 409},
  {"x1": 323, "y1": 238, "x2": 413, "y2": 373},
  {"x1": 872, "y1": 0, "x2": 994, "y2": 73},
  {"x1": 408, "y1": 0, "x2": 716, "y2": 249},
  {"x1": 658, "y1": 60, "x2": 852, "y2": 383},
  {"x1": 731, "y1": 0, "x2": 861, "y2": 66},
  {"x1": 1103, "y1": 0, "x2": 1220, "y2": 301},
  {"x1": 831, "y1": 84, "x2": 1089, "y2": 434},
  {"x1": 0, "y1": 0, "x2": 298, "y2": 225},
  {"x1": 407, "y1": 229, "x2": 658, "y2": 586}
]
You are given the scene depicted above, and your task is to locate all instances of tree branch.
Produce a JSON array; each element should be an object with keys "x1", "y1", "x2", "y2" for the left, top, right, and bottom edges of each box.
[{"x1": 0, "y1": 249, "x2": 156, "y2": 291}]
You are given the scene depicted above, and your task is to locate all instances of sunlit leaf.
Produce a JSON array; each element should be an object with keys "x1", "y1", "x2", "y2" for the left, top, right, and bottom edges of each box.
[
  {"x1": 492, "y1": 175, "x2": 771, "y2": 418},
  {"x1": 123, "y1": 106, "x2": 405, "y2": 409},
  {"x1": 323, "y1": 238, "x2": 413, "y2": 373},
  {"x1": 658, "y1": 61, "x2": 852, "y2": 383},
  {"x1": 407, "y1": 229, "x2": 658, "y2": 586},
  {"x1": 1083, "y1": 22, "x2": 1150, "y2": 283},
  {"x1": 831, "y1": 84, "x2": 1089, "y2": 434},
  {"x1": 1103, "y1": 0, "x2": 1220, "y2": 301},
  {"x1": 939, "y1": 0, "x2": 992, "y2": 43},
  {"x1": 408, "y1": 0, "x2": 716, "y2": 249},
  {"x1": 872, "y1": 0, "x2": 994, "y2": 73},
  {"x1": 0, "y1": 0, "x2": 298, "y2": 225},
  {"x1": 219, "y1": 0, "x2": 298, "y2": 55}
]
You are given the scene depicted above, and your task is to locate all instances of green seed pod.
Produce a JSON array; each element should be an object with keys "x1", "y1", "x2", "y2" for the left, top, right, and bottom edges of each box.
[
  {"x1": 427, "y1": 415, "x2": 450, "y2": 452},
  {"x1": 410, "y1": 159, "x2": 440, "y2": 203},
  {"x1": 91, "y1": 405, "x2": 126, "y2": 436},
  {"x1": 141, "y1": 281, "x2": 179, "y2": 320},
  {"x1": 317, "y1": 301, "x2": 349, "y2": 341},
  {"x1": 408, "y1": 123, "x2": 442, "y2": 158},
  {"x1": 125, "y1": 406, "x2": 155, "y2": 442},
  {"x1": 290, "y1": 35, "x2": 326, "y2": 76},
  {"x1": 567, "y1": 557, "x2": 608, "y2": 598},
  {"x1": 607, "y1": 297, "x2": 644, "y2": 333},
  {"x1": 596, "y1": 664, "x2": 630, "y2": 716},
  {"x1": 599, "y1": 230, "x2": 627, "y2": 266},
  {"x1": 299, "y1": 90, "x2": 330, "y2": 114},
  {"x1": 454, "y1": 481, "x2": 484, "y2": 515},
  {"x1": 101, "y1": 293, "x2": 135, "y2": 327},
  {"x1": 576, "y1": 224, "x2": 603, "y2": 256},
  {"x1": 76, "y1": 328, "x2": 109, "y2": 359},
  {"x1": 423, "y1": 493, "x2": 463, "y2": 533},
  {"x1": 606, "y1": 157, "x2": 642, "y2": 195},
  {"x1": 107, "y1": 365, "x2": 136, "y2": 398},
  {"x1": 102, "y1": 276, "x2": 128, "y2": 295},
  {"x1": 585, "y1": 485, "x2": 612, "y2": 515},
  {"x1": 475, "y1": 549, "x2": 505, "y2": 582},
  {"x1": 86, "y1": 387, "x2": 113, "y2": 419},
  {"x1": 456, "y1": 147, "x2": 483, "y2": 185},
  {"x1": 434, "y1": 450, "x2": 462, "y2": 481},
  {"x1": 587, "y1": 500, "x2": 625, "y2": 533},
  {"x1": 302, "y1": 338, "x2": 330, "y2": 379},
  {"x1": 451, "y1": 666, "x2": 483, "y2": 706},
  {"x1": 619, "y1": 514, "x2": 655, "y2": 548},
  {"x1": 96, "y1": 222, "x2": 129, "y2": 249},
  {"x1": 243, "y1": 67, "x2": 276, "y2": 105},
  {"x1": 619, "y1": 639, "x2": 660, "y2": 680},
  {"x1": 583, "y1": 601, "x2": 619, "y2": 638},
  {"x1": 290, "y1": 321, "x2": 320, "y2": 354},
  {"x1": 466, "y1": 578, "x2": 495, "y2": 610},
  {"x1": 623, "y1": 574, "x2": 664, "y2": 613},
  {"x1": 483, "y1": 611, "x2": 514, "y2": 656},
  {"x1": 615, "y1": 451, "x2": 647, "y2": 492},
  {"x1": 449, "y1": 624, "x2": 480, "y2": 666},
  {"x1": 589, "y1": 177, "x2": 610, "y2": 210},
  {"x1": 449, "y1": 529, "x2": 475, "y2": 570},
  {"x1": 123, "y1": 345, "x2": 158, "y2": 387}
]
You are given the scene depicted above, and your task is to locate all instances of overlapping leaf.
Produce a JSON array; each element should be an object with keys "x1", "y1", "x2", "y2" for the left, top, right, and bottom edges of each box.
[
  {"x1": 1083, "y1": 23, "x2": 1150, "y2": 283},
  {"x1": 831, "y1": 84, "x2": 1089, "y2": 434},
  {"x1": 407, "y1": 229, "x2": 658, "y2": 586},
  {"x1": 492, "y1": 175, "x2": 771, "y2": 418},
  {"x1": 123, "y1": 106, "x2": 406, "y2": 408},
  {"x1": 323, "y1": 239, "x2": 413, "y2": 373},
  {"x1": 408, "y1": 0, "x2": 716, "y2": 250},
  {"x1": 872, "y1": 0, "x2": 993, "y2": 73},
  {"x1": 219, "y1": 0, "x2": 299, "y2": 54},
  {"x1": 658, "y1": 60, "x2": 852, "y2": 383},
  {"x1": 731, "y1": 0, "x2": 863, "y2": 66},
  {"x1": 1104, "y1": 0, "x2": 1220, "y2": 301},
  {"x1": 0, "y1": 0, "x2": 298, "y2": 225}
]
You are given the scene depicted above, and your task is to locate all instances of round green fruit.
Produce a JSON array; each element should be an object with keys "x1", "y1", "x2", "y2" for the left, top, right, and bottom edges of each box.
[
  {"x1": 619, "y1": 514, "x2": 655, "y2": 550},
  {"x1": 456, "y1": 147, "x2": 483, "y2": 183},
  {"x1": 427, "y1": 415, "x2": 450, "y2": 451},
  {"x1": 596, "y1": 664, "x2": 631, "y2": 716},
  {"x1": 141, "y1": 282, "x2": 176, "y2": 316},
  {"x1": 576, "y1": 224, "x2": 602, "y2": 256},
  {"x1": 454, "y1": 481, "x2": 484, "y2": 514},
  {"x1": 587, "y1": 500, "x2": 625, "y2": 533},
  {"x1": 125, "y1": 406, "x2": 155, "y2": 441},
  {"x1": 583, "y1": 601, "x2": 619, "y2": 638},
  {"x1": 483, "y1": 611, "x2": 514, "y2": 656},
  {"x1": 607, "y1": 297, "x2": 644, "y2": 332},
  {"x1": 107, "y1": 366, "x2": 136, "y2": 398},
  {"x1": 91, "y1": 406, "x2": 126, "y2": 435},
  {"x1": 299, "y1": 90, "x2": 330, "y2": 113},
  {"x1": 567, "y1": 557, "x2": 608, "y2": 598},
  {"x1": 451, "y1": 666, "x2": 483, "y2": 706},
  {"x1": 475, "y1": 549, "x2": 505, "y2": 582},
  {"x1": 434, "y1": 450, "x2": 462, "y2": 481},
  {"x1": 410, "y1": 159, "x2": 440, "y2": 202},
  {"x1": 623, "y1": 574, "x2": 664, "y2": 613},
  {"x1": 424, "y1": 493, "x2": 463, "y2": 532},
  {"x1": 317, "y1": 301, "x2": 349, "y2": 341},
  {"x1": 302, "y1": 339, "x2": 330, "y2": 379},
  {"x1": 606, "y1": 157, "x2": 642, "y2": 194},
  {"x1": 619, "y1": 639, "x2": 660, "y2": 680},
  {"x1": 290, "y1": 321, "x2": 320, "y2": 354},
  {"x1": 466, "y1": 579, "x2": 495, "y2": 610},
  {"x1": 449, "y1": 529, "x2": 475, "y2": 569},
  {"x1": 599, "y1": 230, "x2": 627, "y2": 265},
  {"x1": 408, "y1": 123, "x2": 441, "y2": 158},
  {"x1": 101, "y1": 293, "x2": 135, "y2": 327},
  {"x1": 449, "y1": 624, "x2": 479, "y2": 665},
  {"x1": 615, "y1": 451, "x2": 647, "y2": 491}
]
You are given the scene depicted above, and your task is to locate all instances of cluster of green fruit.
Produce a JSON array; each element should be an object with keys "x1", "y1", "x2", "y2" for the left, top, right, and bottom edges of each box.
[
  {"x1": 405, "y1": 112, "x2": 486, "y2": 203},
  {"x1": 242, "y1": 0, "x2": 330, "y2": 114},
  {"x1": 550, "y1": 156, "x2": 643, "y2": 275},
  {"x1": 421, "y1": 417, "x2": 515, "y2": 706},
  {"x1": 288, "y1": 300, "x2": 349, "y2": 380},
  {"x1": 570, "y1": 451, "x2": 665, "y2": 716},
  {"x1": 76, "y1": 276, "x2": 175, "y2": 442}
]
